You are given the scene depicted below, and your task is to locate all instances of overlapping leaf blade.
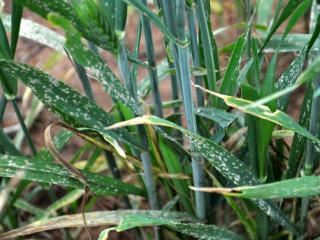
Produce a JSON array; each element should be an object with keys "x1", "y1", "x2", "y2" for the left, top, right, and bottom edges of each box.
[
  {"x1": 13, "y1": 0, "x2": 117, "y2": 52},
  {"x1": 0, "y1": 210, "x2": 190, "y2": 239},
  {"x1": 49, "y1": 14, "x2": 143, "y2": 116},
  {"x1": 2, "y1": 14, "x2": 65, "y2": 53},
  {"x1": 100, "y1": 213, "x2": 244, "y2": 240},
  {"x1": 197, "y1": 87, "x2": 320, "y2": 147},
  {"x1": 106, "y1": 116, "x2": 297, "y2": 232},
  {"x1": 0, "y1": 60, "x2": 140, "y2": 150},
  {"x1": 196, "y1": 176, "x2": 320, "y2": 199},
  {"x1": 0, "y1": 154, "x2": 145, "y2": 197}
]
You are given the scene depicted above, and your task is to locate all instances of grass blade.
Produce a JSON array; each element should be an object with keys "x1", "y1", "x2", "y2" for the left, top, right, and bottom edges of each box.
[
  {"x1": 99, "y1": 213, "x2": 244, "y2": 240},
  {"x1": 218, "y1": 34, "x2": 246, "y2": 109},
  {"x1": 287, "y1": 84, "x2": 313, "y2": 178},
  {"x1": 0, "y1": 154, "x2": 145, "y2": 197},
  {"x1": 106, "y1": 116, "x2": 297, "y2": 233},
  {"x1": 176, "y1": 0, "x2": 205, "y2": 220},
  {"x1": 192, "y1": 176, "x2": 320, "y2": 199},
  {"x1": 260, "y1": 0, "x2": 306, "y2": 51},
  {"x1": 121, "y1": 0, "x2": 186, "y2": 46},
  {"x1": 49, "y1": 14, "x2": 142, "y2": 116},
  {"x1": 10, "y1": 1, "x2": 23, "y2": 56},
  {"x1": 0, "y1": 60, "x2": 140, "y2": 150},
  {"x1": 196, "y1": 86, "x2": 320, "y2": 147},
  {"x1": 140, "y1": 0, "x2": 163, "y2": 117},
  {"x1": 195, "y1": 0, "x2": 217, "y2": 103},
  {"x1": 0, "y1": 210, "x2": 192, "y2": 239},
  {"x1": 195, "y1": 107, "x2": 237, "y2": 129}
]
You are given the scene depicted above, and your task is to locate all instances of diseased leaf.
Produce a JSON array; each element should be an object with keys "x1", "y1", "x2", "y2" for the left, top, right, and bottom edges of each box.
[
  {"x1": 106, "y1": 116, "x2": 297, "y2": 233},
  {"x1": 0, "y1": 154, "x2": 145, "y2": 197},
  {"x1": 0, "y1": 60, "x2": 141, "y2": 150},
  {"x1": 195, "y1": 107, "x2": 237, "y2": 129},
  {"x1": 218, "y1": 34, "x2": 246, "y2": 109},
  {"x1": 192, "y1": 176, "x2": 320, "y2": 199},
  {"x1": 13, "y1": 0, "x2": 118, "y2": 52},
  {"x1": 99, "y1": 213, "x2": 244, "y2": 240},
  {"x1": 276, "y1": 46, "x2": 307, "y2": 110},
  {"x1": 287, "y1": 83, "x2": 313, "y2": 178},
  {"x1": 49, "y1": 14, "x2": 143, "y2": 116},
  {"x1": 263, "y1": 34, "x2": 319, "y2": 53},
  {"x1": 195, "y1": 86, "x2": 320, "y2": 148},
  {"x1": 0, "y1": 210, "x2": 191, "y2": 239},
  {"x1": 253, "y1": 14, "x2": 320, "y2": 110}
]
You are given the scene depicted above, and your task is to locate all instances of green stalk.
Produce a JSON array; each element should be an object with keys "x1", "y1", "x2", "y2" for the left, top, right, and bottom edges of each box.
[
  {"x1": 245, "y1": 0, "x2": 252, "y2": 59},
  {"x1": 195, "y1": 0, "x2": 217, "y2": 105},
  {"x1": 0, "y1": 127, "x2": 22, "y2": 156},
  {"x1": 175, "y1": 0, "x2": 205, "y2": 220},
  {"x1": 141, "y1": 0, "x2": 163, "y2": 117},
  {"x1": 160, "y1": 0, "x2": 183, "y2": 143},
  {"x1": 115, "y1": 1, "x2": 127, "y2": 31},
  {"x1": 118, "y1": 39, "x2": 161, "y2": 239},
  {"x1": 158, "y1": 1, "x2": 181, "y2": 111},
  {"x1": 300, "y1": 0, "x2": 320, "y2": 234},
  {"x1": 72, "y1": 59, "x2": 94, "y2": 101},
  {"x1": 118, "y1": 40, "x2": 159, "y2": 209},
  {"x1": 186, "y1": 4, "x2": 204, "y2": 107},
  {"x1": 0, "y1": 96, "x2": 7, "y2": 122},
  {"x1": 12, "y1": 99, "x2": 36, "y2": 156},
  {"x1": 10, "y1": 2, "x2": 23, "y2": 56},
  {"x1": 104, "y1": 151, "x2": 133, "y2": 210}
]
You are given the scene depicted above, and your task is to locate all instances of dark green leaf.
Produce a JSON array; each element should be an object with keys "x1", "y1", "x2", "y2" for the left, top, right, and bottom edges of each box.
[{"x1": 0, "y1": 154, "x2": 145, "y2": 196}]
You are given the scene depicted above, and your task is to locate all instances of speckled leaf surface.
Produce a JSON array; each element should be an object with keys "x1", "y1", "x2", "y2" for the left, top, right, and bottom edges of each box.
[
  {"x1": 275, "y1": 47, "x2": 307, "y2": 111},
  {"x1": 227, "y1": 96, "x2": 320, "y2": 146},
  {"x1": 239, "y1": 176, "x2": 320, "y2": 199},
  {"x1": 287, "y1": 84, "x2": 313, "y2": 178},
  {"x1": 202, "y1": 176, "x2": 320, "y2": 199},
  {"x1": 49, "y1": 14, "x2": 143, "y2": 116},
  {"x1": 0, "y1": 60, "x2": 140, "y2": 150},
  {"x1": 196, "y1": 88, "x2": 320, "y2": 148},
  {"x1": 106, "y1": 116, "x2": 297, "y2": 232},
  {"x1": 100, "y1": 213, "x2": 244, "y2": 240},
  {"x1": 0, "y1": 210, "x2": 189, "y2": 239},
  {"x1": 195, "y1": 107, "x2": 237, "y2": 129},
  {"x1": 0, "y1": 154, "x2": 145, "y2": 197},
  {"x1": 217, "y1": 34, "x2": 246, "y2": 109}
]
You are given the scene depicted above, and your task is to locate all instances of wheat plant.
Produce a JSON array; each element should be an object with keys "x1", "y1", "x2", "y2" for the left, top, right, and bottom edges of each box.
[{"x1": 0, "y1": 0, "x2": 320, "y2": 239}]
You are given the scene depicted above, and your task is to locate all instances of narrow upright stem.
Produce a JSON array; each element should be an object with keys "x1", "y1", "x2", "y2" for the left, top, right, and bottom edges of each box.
[
  {"x1": 0, "y1": 96, "x2": 7, "y2": 122},
  {"x1": 118, "y1": 38, "x2": 161, "y2": 239},
  {"x1": 195, "y1": 0, "x2": 217, "y2": 105},
  {"x1": 160, "y1": 0, "x2": 183, "y2": 142},
  {"x1": 140, "y1": 0, "x2": 163, "y2": 117},
  {"x1": 300, "y1": 0, "x2": 320, "y2": 233},
  {"x1": 73, "y1": 59, "x2": 94, "y2": 101},
  {"x1": 12, "y1": 99, "x2": 36, "y2": 156},
  {"x1": 174, "y1": 0, "x2": 205, "y2": 220},
  {"x1": 186, "y1": 5, "x2": 204, "y2": 107}
]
